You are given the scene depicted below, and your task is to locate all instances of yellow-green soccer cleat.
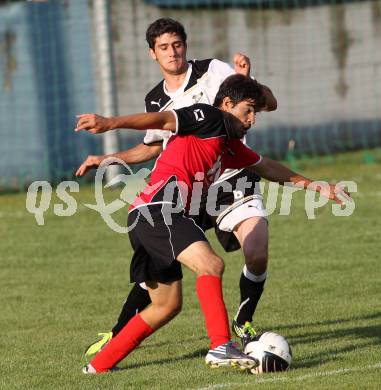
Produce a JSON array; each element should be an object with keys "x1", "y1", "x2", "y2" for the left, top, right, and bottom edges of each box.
[
  {"x1": 232, "y1": 320, "x2": 257, "y2": 348},
  {"x1": 84, "y1": 332, "x2": 112, "y2": 357}
]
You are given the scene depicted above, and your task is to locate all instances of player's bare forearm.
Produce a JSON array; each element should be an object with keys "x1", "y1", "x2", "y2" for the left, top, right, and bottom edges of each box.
[
  {"x1": 106, "y1": 143, "x2": 162, "y2": 164},
  {"x1": 248, "y1": 157, "x2": 351, "y2": 204},
  {"x1": 110, "y1": 112, "x2": 176, "y2": 132},
  {"x1": 249, "y1": 157, "x2": 309, "y2": 187},
  {"x1": 75, "y1": 111, "x2": 176, "y2": 134},
  {"x1": 75, "y1": 143, "x2": 162, "y2": 177}
]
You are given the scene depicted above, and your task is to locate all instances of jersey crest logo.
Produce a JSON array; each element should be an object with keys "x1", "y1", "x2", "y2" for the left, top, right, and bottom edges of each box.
[
  {"x1": 192, "y1": 92, "x2": 204, "y2": 103},
  {"x1": 151, "y1": 98, "x2": 161, "y2": 108},
  {"x1": 233, "y1": 190, "x2": 244, "y2": 200},
  {"x1": 193, "y1": 108, "x2": 205, "y2": 122}
]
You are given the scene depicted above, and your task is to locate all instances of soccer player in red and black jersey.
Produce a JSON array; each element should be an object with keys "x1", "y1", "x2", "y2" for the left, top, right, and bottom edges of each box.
[
  {"x1": 76, "y1": 75, "x2": 349, "y2": 374},
  {"x1": 77, "y1": 19, "x2": 277, "y2": 353}
]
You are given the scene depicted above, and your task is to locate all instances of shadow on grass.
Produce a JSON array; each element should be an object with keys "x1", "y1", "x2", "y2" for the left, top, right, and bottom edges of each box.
[
  {"x1": 289, "y1": 324, "x2": 381, "y2": 345},
  {"x1": 272, "y1": 311, "x2": 381, "y2": 332},
  {"x1": 280, "y1": 311, "x2": 381, "y2": 369},
  {"x1": 291, "y1": 341, "x2": 376, "y2": 369},
  {"x1": 117, "y1": 347, "x2": 209, "y2": 371},
  {"x1": 143, "y1": 335, "x2": 208, "y2": 349}
]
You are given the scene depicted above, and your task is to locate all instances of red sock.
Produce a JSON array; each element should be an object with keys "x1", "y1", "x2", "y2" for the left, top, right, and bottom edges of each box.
[
  {"x1": 91, "y1": 314, "x2": 154, "y2": 372},
  {"x1": 196, "y1": 275, "x2": 230, "y2": 349}
]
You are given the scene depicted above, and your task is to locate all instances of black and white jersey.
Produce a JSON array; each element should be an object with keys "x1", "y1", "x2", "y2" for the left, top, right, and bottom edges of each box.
[
  {"x1": 144, "y1": 59, "x2": 235, "y2": 145},
  {"x1": 143, "y1": 58, "x2": 255, "y2": 183}
]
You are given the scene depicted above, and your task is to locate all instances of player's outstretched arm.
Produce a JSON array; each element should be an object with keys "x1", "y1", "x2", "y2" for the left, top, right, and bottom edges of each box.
[
  {"x1": 248, "y1": 157, "x2": 351, "y2": 204},
  {"x1": 74, "y1": 111, "x2": 177, "y2": 134},
  {"x1": 75, "y1": 143, "x2": 162, "y2": 177}
]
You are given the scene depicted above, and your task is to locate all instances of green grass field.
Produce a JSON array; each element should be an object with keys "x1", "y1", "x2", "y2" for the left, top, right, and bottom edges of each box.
[{"x1": 1, "y1": 150, "x2": 380, "y2": 389}]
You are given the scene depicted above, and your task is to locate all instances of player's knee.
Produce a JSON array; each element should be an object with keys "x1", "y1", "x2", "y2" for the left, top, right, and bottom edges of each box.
[
  {"x1": 215, "y1": 258, "x2": 225, "y2": 276},
  {"x1": 198, "y1": 255, "x2": 224, "y2": 276},
  {"x1": 171, "y1": 300, "x2": 182, "y2": 317},
  {"x1": 162, "y1": 298, "x2": 182, "y2": 319},
  {"x1": 243, "y1": 243, "x2": 268, "y2": 273}
]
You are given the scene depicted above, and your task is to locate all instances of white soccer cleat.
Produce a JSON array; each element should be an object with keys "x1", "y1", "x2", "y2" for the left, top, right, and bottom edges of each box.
[{"x1": 205, "y1": 341, "x2": 258, "y2": 371}]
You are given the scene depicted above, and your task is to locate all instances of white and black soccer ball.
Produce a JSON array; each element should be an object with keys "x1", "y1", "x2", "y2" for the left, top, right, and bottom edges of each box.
[{"x1": 244, "y1": 332, "x2": 292, "y2": 374}]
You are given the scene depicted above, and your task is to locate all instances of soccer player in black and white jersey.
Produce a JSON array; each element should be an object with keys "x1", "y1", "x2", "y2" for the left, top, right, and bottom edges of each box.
[
  {"x1": 77, "y1": 18, "x2": 277, "y2": 353},
  {"x1": 76, "y1": 75, "x2": 350, "y2": 374}
]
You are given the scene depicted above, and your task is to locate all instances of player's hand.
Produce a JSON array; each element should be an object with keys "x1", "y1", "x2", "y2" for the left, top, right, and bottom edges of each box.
[
  {"x1": 75, "y1": 155, "x2": 103, "y2": 177},
  {"x1": 75, "y1": 113, "x2": 111, "y2": 134},
  {"x1": 233, "y1": 53, "x2": 251, "y2": 77},
  {"x1": 320, "y1": 184, "x2": 352, "y2": 205}
]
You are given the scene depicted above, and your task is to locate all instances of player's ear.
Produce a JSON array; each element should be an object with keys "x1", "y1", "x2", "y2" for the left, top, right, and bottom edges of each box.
[
  {"x1": 220, "y1": 97, "x2": 234, "y2": 112},
  {"x1": 149, "y1": 48, "x2": 157, "y2": 61}
]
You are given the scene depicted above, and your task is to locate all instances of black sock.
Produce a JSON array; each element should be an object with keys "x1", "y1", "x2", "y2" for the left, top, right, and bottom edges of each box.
[
  {"x1": 111, "y1": 283, "x2": 151, "y2": 336},
  {"x1": 235, "y1": 272, "x2": 266, "y2": 325}
]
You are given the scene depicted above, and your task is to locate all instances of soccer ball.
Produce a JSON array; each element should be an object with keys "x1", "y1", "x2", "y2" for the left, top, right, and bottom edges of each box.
[{"x1": 244, "y1": 332, "x2": 292, "y2": 374}]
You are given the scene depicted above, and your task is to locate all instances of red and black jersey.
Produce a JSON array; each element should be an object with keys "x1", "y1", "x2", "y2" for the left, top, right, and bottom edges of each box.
[{"x1": 131, "y1": 104, "x2": 261, "y2": 211}]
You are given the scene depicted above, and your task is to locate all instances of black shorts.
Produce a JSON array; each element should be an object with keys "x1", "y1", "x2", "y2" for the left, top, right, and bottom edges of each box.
[{"x1": 128, "y1": 204, "x2": 207, "y2": 283}]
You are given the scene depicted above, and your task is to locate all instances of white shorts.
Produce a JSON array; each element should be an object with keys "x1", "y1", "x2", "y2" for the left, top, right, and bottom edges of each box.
[{"x1": 216, "y1": 194, "x2": 267, "y2": 232}]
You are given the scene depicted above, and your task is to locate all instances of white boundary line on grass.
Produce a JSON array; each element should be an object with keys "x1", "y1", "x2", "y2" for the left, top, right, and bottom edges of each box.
[{"x1": 193, "y1": 362, "x2": 381, "y2": 390}]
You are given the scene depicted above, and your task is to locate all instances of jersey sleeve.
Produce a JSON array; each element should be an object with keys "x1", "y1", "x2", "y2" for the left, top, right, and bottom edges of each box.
[
  {"x1": 143, "y1": 129, "x2": 169, "y2": 145},
  {"x1": 224, "y1": 139, "x2": 262, "y2": 169},
  {"x1": 208, "y1": 58, "x2": 256, "y2": 84},
  {"x1": 208, "y1": 59, "x2": 235, "y2": 85},
  {"x1": 142, "y1": 101, "x2": 171, "y2": 146},
  {"x1": 172, "y1": 104, "x2": 225, "y2": 138},
  {"x1": 203, "y1": 59, "x2": 256, "y2": 105}
]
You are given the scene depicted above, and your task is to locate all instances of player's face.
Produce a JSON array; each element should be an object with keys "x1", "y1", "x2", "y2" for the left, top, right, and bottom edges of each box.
[
  {"x1": 149, "y1": 33, "x2": 188, "y2": 75},
  {"x1": 227, "y1": 99, "x2": 256, "y2": 132}
]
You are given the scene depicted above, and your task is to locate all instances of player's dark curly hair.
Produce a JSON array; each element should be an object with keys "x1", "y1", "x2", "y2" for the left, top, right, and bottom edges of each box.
[
  {"x1": 146, "y1": 18, "x2": 187, "y2": 49},
  {"x1": 213, "y1": 74, "x2": 266, "y2": 111}
]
